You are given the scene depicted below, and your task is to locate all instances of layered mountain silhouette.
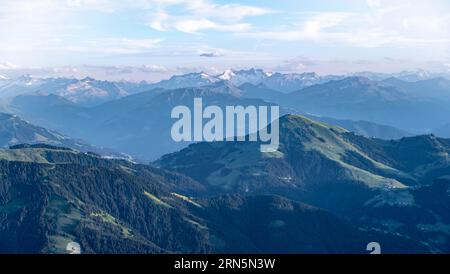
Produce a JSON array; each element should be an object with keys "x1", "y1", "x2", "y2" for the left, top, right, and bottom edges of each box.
[
  {"x1": 0, "y1": 112, "x2": 127, "y2": 158},
  {"x1": 6, "y1": 81, "x2": 414, "y2": 161},
  {"x1": 0, "y1": 144, "x2": 428, "y2": 253},
  {"x1": 3, "y1": 70, "x2": 450, "y2": 137},
  {"x1": 157, "y1": 115, "x2": 450, "y2": 253},
  {"x1": 7, "y1": 82, "x2": 275, "y2": 161},
  {"x1": 277, "y1": 77, "x2": 450, "y2": 132},
  {"x1": 0, "y1": 76, "x2": 155, "y2": 106},
  {"x1": 1, "y1": 68, "x2": 450, "y2": 254}
]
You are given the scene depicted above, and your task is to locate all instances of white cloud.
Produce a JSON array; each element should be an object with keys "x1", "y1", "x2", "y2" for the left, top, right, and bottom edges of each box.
[
  {"x1": 200, "y1": 51, "x2": 224, "y2": 58},
  {"x1": 271, "y1": 56, "x2": 450, "y2": 75},
  {"x1": 65, "y1": 0, "x2": 155, "y2": 13},
  {"x1": 0, "y1": 64, "x2": 173, "y2": 82},
  {"x1": 367, "y1": 0, "x2": 381, "y2": 8},
  {"x1": 238, "y1": 12, "x2": 363, "y2": 43},
  {"x1": 0, "y1": 62, "x2": 20, "y2": 70},
  {"x1": 64, "y1": 38, "x2": 164, "y2": 54},
  {"x1": 1, "y1": 0, "x2": 449, "y2": 72},
  {"x1": 139, "y1": 64, "x2": 169, "y2": 73},
  {"x1": 275, "y1": 57, "x2": 317, "y2": 72},
  {"x1": 182, "y1": 2, "x2": 272, "y2": 21},
  {"x1": 172, "y1": 19, "x2": 251, "y2": 33},
  {"x1": 63, "y1": 0, "x2": 273, "y2": 34},
  {"x1": 147, "y1": 0, "x2": 272, "y2": 33},
  {"x1": 239, "y1": 1, "x2": 450, "y2": 49},
  {"x1": 149, "y1": 11, "x2": 170, "y2": 31}
]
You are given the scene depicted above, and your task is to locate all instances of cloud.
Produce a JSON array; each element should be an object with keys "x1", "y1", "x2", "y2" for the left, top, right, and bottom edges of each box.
[
  {"x1": 147, "y1": 0, "x2": 272, "y2": 33},
  {"x1": 175, "y1": 64, "x2": 222, "y2": 75},
  {"x1": 0, "y1": 64, "x2": 174, "y2": 82},
  {"x1": 367, "y1": 0, "x2": 382, "y2": 8},
  {"x1": 0, "y1": 62, "x2": 20, "y2": 70},
  {"x1": 172, "y1": 19, "x2": 251, "y2": 34},
  {"x1": 200, "y1": 51, "x2": 224, "y2": 58},
  {"x1": 182, "y1": 2, "x2": 272, "y2": 21},
  {"x1": 238, "y1": 2, "x2": 450, "y2": 49},
  {"x1": 274, "y1": 56, "x2": 319, "y2": 72},
  {"x1": 443, "y1": 63, "x2": 450, "y2": 72},
  {"x1": 65, "y1": 0, "x2": 155, "y2": 13},
  {"x1": 237, "y1": 12, "x2": 358, "y2": 42},
  {"x1": 58, "y1": 0, "x2": 272, "y2": 35},
  {"x1": 1, "y1": 0, "x2": 449, "y2": 73},
  {"x1": 81, "y1": 64, "x2": 169, "y2": 75},
  {"x1": 64, "y1": 38, "x2": 164, "y2": 54},
  {"x1": 139, "y1": 64, "x2": 169, "y2": 73},
  {"x1": 270, "y1": 55, "x2": 450, "y2": 76},
  {"x1": 149, "y1": 11, "x2": 170, "y2": 31}
]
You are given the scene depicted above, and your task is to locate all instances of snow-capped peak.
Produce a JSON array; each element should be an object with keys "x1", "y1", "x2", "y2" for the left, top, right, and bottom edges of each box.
[
  {"x1": 219, "y1": 69, "x2": 236, "y2": 80},
  {"x1": 217, "y1": 68, "x2": 269, "y2": 86},
  {"x1": 81, "y1": 76, "x2": 95, "y2": 82},
  {"x1": 14, "y1": 74, "x2": 42, "y2": 86},
  {"x1": 200, "y1": 72, "x2": 214, "y2": 80}
]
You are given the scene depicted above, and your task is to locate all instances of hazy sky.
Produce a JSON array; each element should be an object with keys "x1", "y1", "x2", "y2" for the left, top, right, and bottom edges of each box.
[{"x1": 1, "y1": 0, "x2": 450, "y2": 81}]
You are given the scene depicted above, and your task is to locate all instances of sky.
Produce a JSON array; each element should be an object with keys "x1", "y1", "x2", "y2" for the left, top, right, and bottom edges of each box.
[{"x1": 1, "y1": 0, "x2": 450, "y2": 82}]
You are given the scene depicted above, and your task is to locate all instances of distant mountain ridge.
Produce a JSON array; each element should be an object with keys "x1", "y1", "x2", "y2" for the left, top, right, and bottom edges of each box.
[
  {"x1": 276, "y1": 76, "x2": 450, "y2": 132},
  {"x1": 0, "y1": 75, "x2": 156, "y2": 106},
  {"x1": 0, "y1": 112, "x2": 129, "y2": 159},
  {"x1": 1, "y1": 69, "x2": 449, "y2": 106},
  {"x1": 145, "y1": 68, "x2": 450, "y2": 92},
  {"x1": 6, "y1": 80, "x2": 416, "y2": 161},
  {"x1": 351, "y1": 70, "x2": 450, "y2": 82},
  {"x1": 3, "y1": 69, "x2": 450, "y2": 161},
  {"x1": 6, "y1": 82, "x2": 278, "y2": 160},
  {"x1": 149, "y1": 69, "x2": 339, "y2": 93}
]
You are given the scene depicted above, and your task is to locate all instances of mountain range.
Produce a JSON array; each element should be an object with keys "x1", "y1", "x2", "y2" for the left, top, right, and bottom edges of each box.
[
  {"x1": 0, "y1": 138, "x2": 434, "y2": 254},
  {"x1": 151, "y1": 68, "x2": 450, "y2": 93},
  {"x1": 0, "y1": 75, "x2": 157, "y2": 107},
  {"x1": 3, "y1": 80, "x2": 417, "y2": 161},
  {"x1": 277, "y1": 76, "x2": 450, "y2": 133},
  {"x1": 1, "y1": 67, "x2": 450, "y2": 254},
  {"x1": 1, "y1": 69, "x2": 450, "y2": 134},
  {"x1": 2, "y1": 113, "x2": 450, "y2": 253},
  {"x1": 2, "y1": 69, "x2": 448, "y2": 107},
  {"x1": 237, "y1": 82, "x2": 412, "y2": 139},
  {"x1": 351, "y1": 70, "x2": 450, "y2": 82},
  {"x1": 0, "y1": 143, "x2": 431, "y2": 253},
  {"x1": 3, "y1": 69, "x2": 450, "y2": 162},
  {"x1": 157, "y1": 114, "x2": 450, "y2": 253},
  {"x1": 0, "y1": 112, "x2": 129, "y2": 159}
]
